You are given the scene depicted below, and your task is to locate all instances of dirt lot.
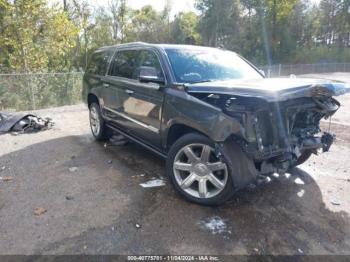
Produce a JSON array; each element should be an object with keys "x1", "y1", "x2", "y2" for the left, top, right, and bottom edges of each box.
[{"x1": 0, "y1": 73, "x2": 350, "y2": 255}]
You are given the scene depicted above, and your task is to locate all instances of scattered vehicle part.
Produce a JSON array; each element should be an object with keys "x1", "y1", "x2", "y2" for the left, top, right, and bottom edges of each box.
[
  {"x1": 0, "y1": 112, "x2": 53, "y2": 134},
  {"x1": 110, "y1": 135, "x2": 128, "y2": 146},
  {"x1": 294, "y1": 178, "x2": 305, "y2": 185},
  {"x1": 139, "y1": 179, "x2": 166, "y2": 188},
  {"x1": 331, "y1": 199, "x2": 341, "y2": 206},
  {"x1": 69, "y1": 167, "x2": 78, "y2": 172},
  {"x1": 83, "y1": 42, "x2": 350, "y2": 205},
  {"x1": 34, "y1": 207, "x2": 47, "y2": 216},
  {"x1": 199, "y1": 216, "x2": 229, "y2": 235},
  {"x1": 0, "y1": 176, "x2": 13, "y2": 182},
  {"x1": 297, "y1": 189, "x2": 305, "y2": 197}
]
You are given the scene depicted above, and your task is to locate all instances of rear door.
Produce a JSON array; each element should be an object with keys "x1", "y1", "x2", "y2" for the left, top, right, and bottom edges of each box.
[
  {"x1": 84, "y1": 48, "x2": 114, "y2": 104},
  {"x1": 102, "y1": 49, "x2": 140, "y2": 129}
]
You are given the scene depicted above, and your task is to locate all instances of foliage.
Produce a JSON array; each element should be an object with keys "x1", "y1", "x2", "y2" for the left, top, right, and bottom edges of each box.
[{"x1": 0, "y1": 0, "x2": 349, "y2": 110}]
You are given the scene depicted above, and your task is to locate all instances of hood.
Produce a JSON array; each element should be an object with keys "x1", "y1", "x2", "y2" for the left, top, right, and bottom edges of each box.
[{"x1": 186, "y1": 78, "x2": 350, "y2": 102}]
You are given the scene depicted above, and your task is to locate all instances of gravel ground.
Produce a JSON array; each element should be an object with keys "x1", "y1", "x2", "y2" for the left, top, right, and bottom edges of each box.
[{"x1": 0, "y1": 73, "x2": 349, "y2": 255}]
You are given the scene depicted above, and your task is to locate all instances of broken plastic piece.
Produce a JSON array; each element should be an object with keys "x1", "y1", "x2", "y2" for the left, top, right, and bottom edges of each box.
[{"x1": 139, "y1": 179, "x2": 165, "y2": 188}]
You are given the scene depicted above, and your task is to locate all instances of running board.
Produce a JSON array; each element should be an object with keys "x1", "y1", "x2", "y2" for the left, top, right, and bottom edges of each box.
[{"x1": 106, "y1": 124, "x2": 167, "y2": 159}]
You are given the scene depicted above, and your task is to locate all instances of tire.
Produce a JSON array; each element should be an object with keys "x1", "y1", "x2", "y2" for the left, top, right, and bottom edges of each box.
[
  {"x1": 296, "y1": 150, "x2": 313, "y2": 166},
  {"x1": 166, "y1": 133, "x2": 235, "y2": 206},
  {"x1": 89, "y1": 103, "x2": 112, "y2": 141}
]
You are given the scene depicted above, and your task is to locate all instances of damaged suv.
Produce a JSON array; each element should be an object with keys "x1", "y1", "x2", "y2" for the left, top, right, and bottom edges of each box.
[{"x1": 83, "y1": 42, "x2": 350, "y2": 205}]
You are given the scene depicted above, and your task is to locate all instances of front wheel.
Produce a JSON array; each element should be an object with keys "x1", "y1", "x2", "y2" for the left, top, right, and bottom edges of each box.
[{"x1": 166, "y1": 133, "x2": 235, "y2": 206}]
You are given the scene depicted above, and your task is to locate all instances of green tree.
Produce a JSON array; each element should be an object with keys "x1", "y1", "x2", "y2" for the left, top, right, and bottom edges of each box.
[{"x1": 171, "y1": 12, "x2": 201, "y2": 45}]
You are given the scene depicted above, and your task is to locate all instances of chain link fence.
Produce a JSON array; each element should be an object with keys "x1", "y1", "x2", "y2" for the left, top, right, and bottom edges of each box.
[
  {"x1": 0, "y1": 63, "x2": 350, "y2": 111},
  {"x1": 260, "y1": 63, "x2": 350, "y2": 77},
  {"x1": 0, "y1": 72, "x2": 83, "y2": 111}
]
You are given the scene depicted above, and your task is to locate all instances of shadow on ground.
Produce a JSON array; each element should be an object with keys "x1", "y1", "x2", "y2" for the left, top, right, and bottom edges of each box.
[{"x1": 0, "y1": 134, "x2": 349, "y2": 255}]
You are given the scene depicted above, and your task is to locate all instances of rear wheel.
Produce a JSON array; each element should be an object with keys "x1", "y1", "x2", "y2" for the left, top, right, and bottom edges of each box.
[
  {"x1": 89, "y1": 103, "x2": 111, "y2": 141},
  {"x1": 166, "y1": 133, "x2": 235, "y2": 206}
]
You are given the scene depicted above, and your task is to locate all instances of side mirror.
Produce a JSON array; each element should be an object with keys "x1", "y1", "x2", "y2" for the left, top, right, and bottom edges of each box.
[{"x1": 139, "y1": 66, "x2": 165, "y2": 85}]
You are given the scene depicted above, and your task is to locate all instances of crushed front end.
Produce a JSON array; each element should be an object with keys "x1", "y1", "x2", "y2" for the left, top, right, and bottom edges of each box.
[
  {"x1": 233, "y1": 96, "x2": 339, "y2": 175},
  {"x1": 187, "y1": 80, "x2": 349, "y2": 177}
]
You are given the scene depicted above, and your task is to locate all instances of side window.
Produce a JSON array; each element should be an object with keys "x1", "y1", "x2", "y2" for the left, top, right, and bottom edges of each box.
[
  {"x1": 86, "y1": 51, "x2": 110, "y2": 75},
  {"x1": 136, "y1": 50, "x2": 163, "y2": 78},
  {"x1": 109, "y1": 50, "x2": 140, "y2": 79}
]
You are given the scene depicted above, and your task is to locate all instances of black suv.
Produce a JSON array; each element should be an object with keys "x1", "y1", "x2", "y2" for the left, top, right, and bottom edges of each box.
[{"x1": 83, "y1": 42, "x2": 349, "y2": 205}]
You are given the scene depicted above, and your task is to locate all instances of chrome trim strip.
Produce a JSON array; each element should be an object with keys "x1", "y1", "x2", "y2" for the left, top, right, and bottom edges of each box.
[{"x1": 104, "y1": 106, "x2": 159, "y2": 133}]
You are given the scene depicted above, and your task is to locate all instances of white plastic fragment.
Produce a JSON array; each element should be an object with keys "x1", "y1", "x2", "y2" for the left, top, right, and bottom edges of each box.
[
  {"x1": 331, "y1": 199, "x2": 341, "y2": 206},
  {"x1": 199, "y1": 216, "x2": 228, "y2": 235},
  {"x1": 294, "y1": 177, "x2": 305, "y2": 185},
  {"x1": 69, "y1": 167, "x2": 78, "y2": 172},
  {"x1": 139, "y1": 179, "x2": 165, "y2": 188},
  {"x1": 297, "y1": 189, "x2": 305, "y2": 198}
]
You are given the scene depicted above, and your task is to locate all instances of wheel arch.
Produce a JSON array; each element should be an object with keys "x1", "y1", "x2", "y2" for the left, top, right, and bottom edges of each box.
[
  {"x1": 165, "y1": 122, "x2": 209, "y2": 152},
  {"x1": 87, "y1": 93, "x2": 99, "y2": 108}
]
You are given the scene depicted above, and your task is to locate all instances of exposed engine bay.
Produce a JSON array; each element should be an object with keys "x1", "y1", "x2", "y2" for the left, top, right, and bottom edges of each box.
[{"x1": 190, "y1": 91, "x2": 340, "y2": 175}]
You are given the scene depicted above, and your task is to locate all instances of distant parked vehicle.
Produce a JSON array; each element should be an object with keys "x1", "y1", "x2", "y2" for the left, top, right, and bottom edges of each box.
[{"x1": 83, "y1": 42, "x2": 349, "y2": 205}]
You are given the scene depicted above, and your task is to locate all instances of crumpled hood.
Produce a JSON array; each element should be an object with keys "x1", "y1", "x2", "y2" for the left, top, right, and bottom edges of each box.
[{"x1": 186, "y1": 78, "x2": 350, "y2": 102}]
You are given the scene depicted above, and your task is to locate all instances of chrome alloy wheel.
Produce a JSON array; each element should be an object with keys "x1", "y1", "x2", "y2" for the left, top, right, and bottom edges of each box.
[
  {"x1": 173, "y1": 144, "x2": 228, "y2": 199},
  {"x1": 89, "y1": 106, "x2": 101, "y2": 136}
]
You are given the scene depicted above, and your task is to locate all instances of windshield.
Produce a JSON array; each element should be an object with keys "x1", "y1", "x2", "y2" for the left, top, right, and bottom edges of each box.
[{"x1": 165, "y1": 48, "x2": 263, "y2": 84}]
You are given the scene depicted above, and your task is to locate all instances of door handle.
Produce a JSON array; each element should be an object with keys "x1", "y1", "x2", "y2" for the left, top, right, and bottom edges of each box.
[
  {"x1": 103, "y1": 83, "x2": 109, "y2": 88},
  {"x1": 125, "y1": 89, "x2": 134, "y2": 95}
]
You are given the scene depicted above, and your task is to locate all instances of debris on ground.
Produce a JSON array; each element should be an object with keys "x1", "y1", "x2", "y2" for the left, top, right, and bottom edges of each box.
[
  {"x1": 0, "y1": 176, "x2": 13, "y2": 182},
  {"x1": 103, "y1": 135, "x2": 128, "y2": 148},
  {"x1": 331, "y1": 199, "x2": 341, "y2": 206},
  {"x1": 298, "y1": 248, "x2": 304, "y2": 254},
  {"x1": 246, "y1": 183, "x2": 256, "y2": 190},
  {"x1": 0, "y1": 112, "x2": 54, "y2": 134},
  {"x1": 65, "y1": 196, "x2": 74, "y2": 201},
  {"x1": 69, "y1": 167, "x2": 78, "y2": 172},
  {"x1": 336, "y1": 178, "x2": 350, "y2": 182},
  {"x1": 0, "y1": 166, "x2": 5, "y2": 172},
  {"x1": 135, "y1": 223, "x2": 141, "y2": 229},
  {"x1": 110, "y1": 135, "x2": 128, "y2": 146},
  {"x1": 297, "y1": 189, "x2": 305, "y2": 198},
  {"x1": 139, "y1": 179, "x2": 165, "y2": 188},
  {"x1": 34, "y1": 207, "x2": 47, "y2": 216},
  {"x1": 107, "y1": 160, "x2": 113, "y2": 164},
  {"x1": 294, "y1": 177, "x2": 305, "y2": 185},
  {"x1": 199, "y1": 216, "x2": 229, "y2": 235}
]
